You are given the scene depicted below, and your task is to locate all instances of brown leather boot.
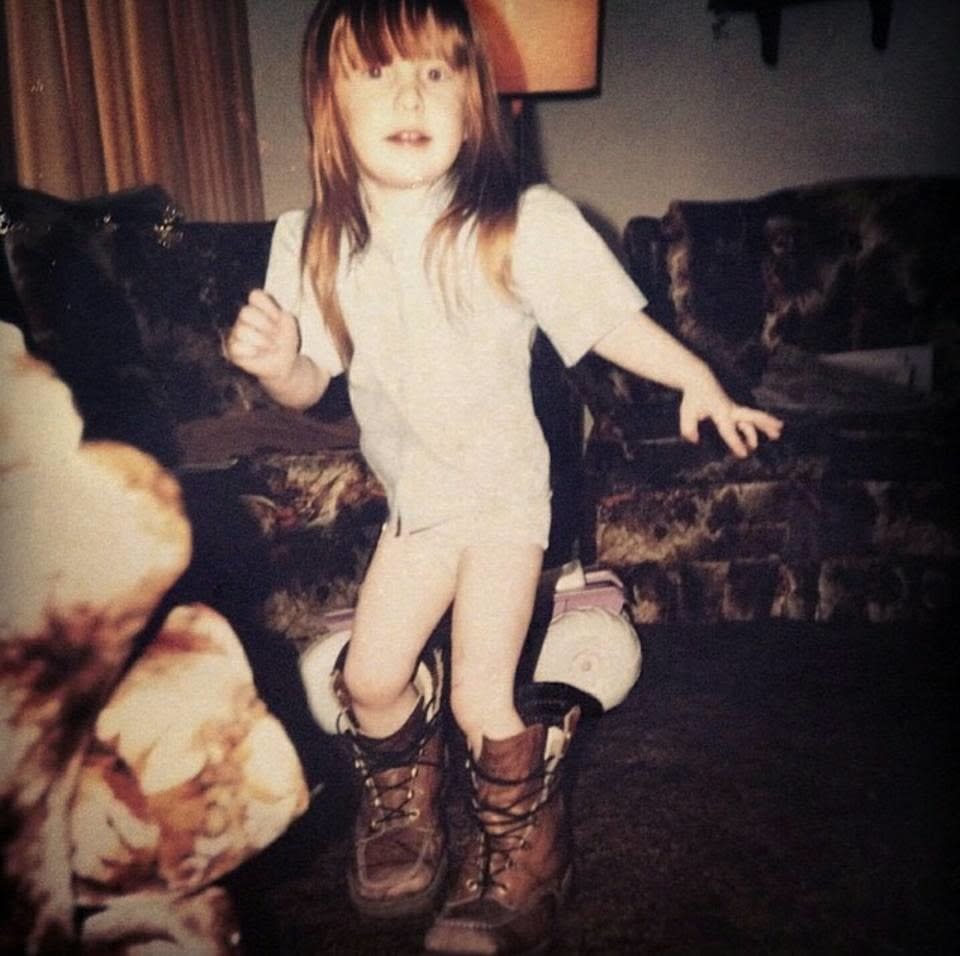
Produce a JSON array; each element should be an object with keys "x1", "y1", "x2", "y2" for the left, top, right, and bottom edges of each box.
[
  {"x1": 424, "y1": 706, "x2": 580, "y2": 955},
  {"x1": 335, "y1": 651, "x2": 447, "y2": 918}
]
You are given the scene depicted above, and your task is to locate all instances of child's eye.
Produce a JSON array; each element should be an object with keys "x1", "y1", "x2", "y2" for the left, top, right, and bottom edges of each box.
[
  {"x1": 366, "y1": 64, "x2": 383, "y2": 79},
  {"x1": 425, "y1": 64, "x2": 448, "y2": 82}
]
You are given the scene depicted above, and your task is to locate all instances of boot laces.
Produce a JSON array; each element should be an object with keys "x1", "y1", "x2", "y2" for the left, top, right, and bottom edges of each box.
[
  {"x1": 349, "y1": 708, "x2": 442, "y2": 830},
  {"x1": 469, "y1": 763, "x2": 558, "y2": 892}
]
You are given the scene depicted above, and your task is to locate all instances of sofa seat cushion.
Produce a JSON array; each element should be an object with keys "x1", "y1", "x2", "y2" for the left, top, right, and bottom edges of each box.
[
  {"x1": 590, "y1": 464, "x2": 957, "y2": 564},
  {"x1": 174, "y1": 449, "x2": 385, "y2": 649}
]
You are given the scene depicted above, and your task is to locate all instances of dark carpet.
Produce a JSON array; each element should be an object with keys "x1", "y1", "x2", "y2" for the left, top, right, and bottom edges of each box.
[{"x1": 227, "y1": 621, "x2": 959, "y2": 954}]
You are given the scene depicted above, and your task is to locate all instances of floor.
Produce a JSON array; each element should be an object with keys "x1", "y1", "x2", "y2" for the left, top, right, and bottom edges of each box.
[{"x1": 227, "y1": 620, "x2": 958, "y2": 955}]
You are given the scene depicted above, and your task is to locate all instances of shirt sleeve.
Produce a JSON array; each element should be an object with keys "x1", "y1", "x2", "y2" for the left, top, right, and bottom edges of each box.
[
  {"x1": 264, "y1": 210, "x2": 344, "y2": 377},
  {"x1": 511, "y1": 185, "x2": 647, "y2": 367}
]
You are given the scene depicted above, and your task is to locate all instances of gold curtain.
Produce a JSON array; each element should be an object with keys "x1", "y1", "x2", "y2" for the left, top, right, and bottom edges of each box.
[{"x1": 3, "y1": 0, "x2": 264, "y2": 222}]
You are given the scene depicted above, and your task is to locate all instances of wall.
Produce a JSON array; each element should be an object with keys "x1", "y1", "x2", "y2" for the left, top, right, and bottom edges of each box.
[{"x1": 248, "y1": 0, "x2": 960, "y2": 230}]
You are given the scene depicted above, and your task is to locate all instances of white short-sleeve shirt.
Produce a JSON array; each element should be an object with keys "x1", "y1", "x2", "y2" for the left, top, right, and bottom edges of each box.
[{"x1": 264, "y1": 184, "x2": 646, "y2": 546}]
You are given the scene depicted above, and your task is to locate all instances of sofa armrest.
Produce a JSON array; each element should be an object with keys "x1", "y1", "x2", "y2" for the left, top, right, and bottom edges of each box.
[{"x1": 566, "y1": 352, "x2": 681, "y2": 443}]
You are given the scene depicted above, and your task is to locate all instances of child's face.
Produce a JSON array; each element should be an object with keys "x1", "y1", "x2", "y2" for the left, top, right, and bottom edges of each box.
[{"x1": 335, "y1": 55, "x2": 467, "y2": 200}]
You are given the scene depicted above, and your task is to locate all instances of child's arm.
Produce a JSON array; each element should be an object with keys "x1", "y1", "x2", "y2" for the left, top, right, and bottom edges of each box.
[
  {"x1": 225, "y1": 289, "x2": 331, "y2": 411},
  {"x1": 592, "y1": 311, "x2": 783, "y2": 458}
]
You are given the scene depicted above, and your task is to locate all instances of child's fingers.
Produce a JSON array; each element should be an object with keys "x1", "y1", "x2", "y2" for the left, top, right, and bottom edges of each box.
[
  {"x1": 247, "y1": 288, "x2": 283, "y2": 319},
  {"x1": 679, "y1": 389, "x2": 784, "y2": 458},
  {"x1": 231, "y1": 309, "x2": 275, "y2": 345},
  {"x1": 225, "y1": 316, "x2": 280, "y2": 365},
  {"x1": 737, "y1": 407, "x2": 784, "y2": 440},
  {"x1": 241, "y1": 290, "x2": 300, "y2": 350},
  {"x1": 236, "y1": 301, "x2": 280, "y2": 338},
  {"x1": 714, "y1": 415, "x2": 749, "y2": 458},
  {"x1": 229, "y1": 325, "x2": 270, "y2": 356},
  {"x1": 678, "y1": 403, "x2": 700, "y2": 445},
  {"x1": 723, "y1": 406, "x2": 784, "y2": 456},
  {"x1": 736, "y1": 419, "x2": 759, "y2": 451}
]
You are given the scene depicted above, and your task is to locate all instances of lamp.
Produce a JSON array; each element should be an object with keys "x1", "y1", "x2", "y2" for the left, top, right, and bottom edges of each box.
[
  {"x1": 468, "y1": 0, "x2": 601, "y2": 96},
  {"x1": 467, "y1": 1, "x2": 601, "y2": 182}
]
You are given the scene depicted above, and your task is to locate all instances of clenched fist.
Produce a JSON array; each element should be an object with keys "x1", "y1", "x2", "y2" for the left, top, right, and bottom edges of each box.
[{"x1": 224, "y1": 289, "x2": 301, "y2": 385}]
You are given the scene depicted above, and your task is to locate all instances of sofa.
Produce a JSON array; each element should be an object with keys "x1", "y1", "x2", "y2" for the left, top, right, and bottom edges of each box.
[
  {"x1": 6, "y1": 176, "x2": 956, "y2": 639},
  {"x1": 2, "y1": 174, "x2": 957, "y2": 950},
  {"x1": 574, "y1": 176, "x2": 959, "y2": 625}
]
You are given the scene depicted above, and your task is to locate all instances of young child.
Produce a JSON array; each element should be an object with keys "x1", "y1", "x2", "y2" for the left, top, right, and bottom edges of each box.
[{"x1": 225, "y1": 1, "x2": 783, "y2": 952}]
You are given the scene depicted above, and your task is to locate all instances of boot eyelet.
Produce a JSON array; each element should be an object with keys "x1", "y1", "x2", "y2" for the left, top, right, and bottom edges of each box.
[
  {"x1": 466, "y1": 878, "x2": 478, "y2": 890},
  {"x1": 409, "y1": 808, "x2": 421, "y2": 820}
]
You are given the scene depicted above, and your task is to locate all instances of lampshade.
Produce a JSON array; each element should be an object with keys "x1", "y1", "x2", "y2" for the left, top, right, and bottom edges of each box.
[{"x1": 468, "y1": 0, "x2": 601, "y2": 95}]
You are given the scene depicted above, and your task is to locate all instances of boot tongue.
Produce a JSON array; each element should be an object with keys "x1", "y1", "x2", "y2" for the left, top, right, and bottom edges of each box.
[
  {"x1": 474, "y1": 725, "x2": 548, "y2": 838},
  {"x1": 354, "y1": 705, "x2": 428, "y2": 815},
  {"x1": 478, "y1": 723, "x2": 545, "y2": 780}
]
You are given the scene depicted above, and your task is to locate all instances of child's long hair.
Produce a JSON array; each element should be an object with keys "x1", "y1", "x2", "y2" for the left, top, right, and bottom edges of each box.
[{"x1": 302, "y1": 0, "x2": 519, "y2": 364}]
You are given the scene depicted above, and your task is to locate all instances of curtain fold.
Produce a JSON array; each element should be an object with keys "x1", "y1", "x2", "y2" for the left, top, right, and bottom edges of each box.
[{"x1": 3, "y1": 0, "x2": 264, "y2": 222}]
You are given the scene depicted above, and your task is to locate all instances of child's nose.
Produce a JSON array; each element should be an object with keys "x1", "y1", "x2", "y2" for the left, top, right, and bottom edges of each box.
[{"x1": 394, "y1": 69, "x2": 423, "y2": 110}]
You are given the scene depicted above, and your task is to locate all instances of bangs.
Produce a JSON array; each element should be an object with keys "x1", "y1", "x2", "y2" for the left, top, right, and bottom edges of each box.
[{"x1": 332, "y1": 1, "x2": 472, "y2": 73}]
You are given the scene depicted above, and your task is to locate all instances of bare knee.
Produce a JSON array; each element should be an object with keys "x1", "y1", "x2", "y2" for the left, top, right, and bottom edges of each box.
[{"x1": 342, "y1": 653, "x2": 411, "y2": 713}]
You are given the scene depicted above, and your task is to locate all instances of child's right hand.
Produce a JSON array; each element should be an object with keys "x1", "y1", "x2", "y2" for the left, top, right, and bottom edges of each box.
[{"x1": 224, "y1": 289, "x2": 301, "y2": 385}]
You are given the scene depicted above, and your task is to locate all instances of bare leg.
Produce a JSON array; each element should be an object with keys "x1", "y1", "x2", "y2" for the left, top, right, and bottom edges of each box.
[
  {"x1": 343, "y1": 528, "x2": 458, "y2": 738},
  {"x1": 449, "y1": 541, "x2": 543, "y2": 755}
]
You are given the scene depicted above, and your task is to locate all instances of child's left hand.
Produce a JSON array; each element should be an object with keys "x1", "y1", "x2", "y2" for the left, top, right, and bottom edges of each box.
[
  {"x1": 679, "y1": 373, "x2": 783, "y2": 458},
  {"x1": 591, "y1": 309, "x2": 783, "y2": 458}
]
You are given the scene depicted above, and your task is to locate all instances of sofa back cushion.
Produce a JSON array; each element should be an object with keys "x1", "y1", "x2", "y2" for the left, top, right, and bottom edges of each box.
[
  {"x1": 567, "y1": 177, "x2": 960, "y2": 446},
  {"x1": 624, "y1": 176, "x2": 960, "y2": 398},
  {"x1": 2, "y1": 185, "x2": 184, "y2": 462}
]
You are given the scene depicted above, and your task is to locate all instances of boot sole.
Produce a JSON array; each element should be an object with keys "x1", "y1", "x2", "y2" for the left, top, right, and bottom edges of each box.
[
  {"x1": 348, "y1": 852, "x2": 448, "y2": 920},
  {"x1": 423, "y1": 864, "x2": 574, "y2": 954}
]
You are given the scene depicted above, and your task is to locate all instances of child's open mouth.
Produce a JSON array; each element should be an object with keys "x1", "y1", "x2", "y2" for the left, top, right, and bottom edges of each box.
[{"x1": 387, "y1": 131, "x2": 431, "y2": 145}]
